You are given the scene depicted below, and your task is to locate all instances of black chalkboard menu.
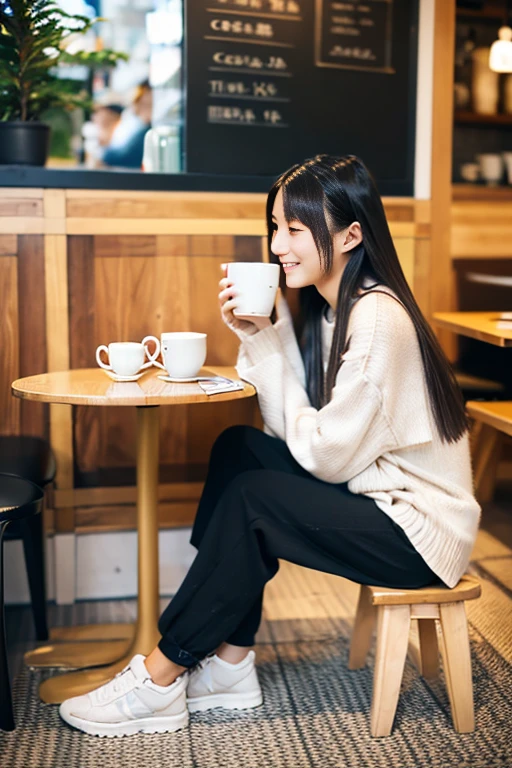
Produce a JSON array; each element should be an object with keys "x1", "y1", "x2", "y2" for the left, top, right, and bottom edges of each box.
[{"x1": 185, "y1": 0, "x2": 419, "y2": 195}]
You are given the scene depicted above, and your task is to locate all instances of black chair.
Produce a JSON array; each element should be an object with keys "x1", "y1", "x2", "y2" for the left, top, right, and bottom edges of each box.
[
  {"x1": 1, "y1": 474, "x2": 44, "y2": 731},
  {"x1": 0, "y1": 437, "x2": 56, "y2": 641}
]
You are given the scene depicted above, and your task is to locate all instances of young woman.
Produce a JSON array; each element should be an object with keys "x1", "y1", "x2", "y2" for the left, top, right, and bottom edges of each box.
[{"x1": 59, "y1": 154, "x2": 480, "y2": 738}]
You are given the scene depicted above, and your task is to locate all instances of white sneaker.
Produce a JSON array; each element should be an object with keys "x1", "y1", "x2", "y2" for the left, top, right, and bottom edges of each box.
[
  {"x1": 59, "y1": 654, "x2": 189, "y2": 737},
  {"x1": 186, "y1": 650, "x2": 263, "y2": 712}
]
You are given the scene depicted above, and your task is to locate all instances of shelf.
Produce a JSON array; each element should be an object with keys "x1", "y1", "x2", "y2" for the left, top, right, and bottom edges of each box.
[
  {"x1": 456, "y1": 5, "x2": 506, "y2": 21},
  {"x1": 454, "y1": 111, "x2": 512, "y2": 125},
  {"x1": 452, "y1": 183, "x2": 512, "y2": 200}
]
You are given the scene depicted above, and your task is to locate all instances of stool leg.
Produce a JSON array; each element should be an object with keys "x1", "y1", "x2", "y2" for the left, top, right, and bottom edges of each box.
[
  {"x1": 418, "y1": 619, "x2": 439, "y2": 679},
  {"x1": 20, "y1": 513, "x2": 48, "y2": 641},
  {"x1": 0, "y1": 521, "x2": 15, "y2": 731},
  {"x1": 348, "y1": 586, "x2": 377, "y2": 669},
  {"x1": 439, "y1": 602, "x2": 475, "y2": 733},
  {"x1": 371, "y1": 604, "x2": 411, "y2": 737}
]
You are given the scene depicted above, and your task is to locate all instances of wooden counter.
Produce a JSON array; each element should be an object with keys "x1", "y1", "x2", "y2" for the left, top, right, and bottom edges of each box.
[{"x1": 0, "y1": 187, "x2": 431, "y2": 538}]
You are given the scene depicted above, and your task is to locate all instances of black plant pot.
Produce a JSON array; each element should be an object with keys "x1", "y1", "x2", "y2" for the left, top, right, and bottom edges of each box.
[{"x1": 0, "y1": 121, "x2": 50, "y2": 166}]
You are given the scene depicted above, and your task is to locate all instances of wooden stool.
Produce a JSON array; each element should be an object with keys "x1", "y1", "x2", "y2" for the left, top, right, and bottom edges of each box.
[{"x1": 348, "y1": 574, "x2": 481, "y2": 737}]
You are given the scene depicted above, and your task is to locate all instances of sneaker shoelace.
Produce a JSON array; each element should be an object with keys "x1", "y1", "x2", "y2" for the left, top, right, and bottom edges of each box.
[
  {"x1": 189, "y1": 655, "x2": 216, "y2": 692},
  {"x1": 91, "y1": 665, "x2": 146, "y2": 705},
  {"x1": 190, "y1": 655, "x2": 213, "y2": 676}
]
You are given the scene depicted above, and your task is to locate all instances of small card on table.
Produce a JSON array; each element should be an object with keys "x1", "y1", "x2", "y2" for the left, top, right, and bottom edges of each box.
[{"x1": 198, "y1": 376, "x2": 245, "y2": 396}]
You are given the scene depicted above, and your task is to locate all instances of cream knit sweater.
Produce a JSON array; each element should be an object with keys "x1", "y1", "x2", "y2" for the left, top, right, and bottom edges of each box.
[{"x1": 235, "y1": 289, "x2": 481, "y2": 588}]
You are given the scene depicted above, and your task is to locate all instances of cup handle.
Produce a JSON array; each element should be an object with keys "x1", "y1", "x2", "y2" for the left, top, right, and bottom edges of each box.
[
  {"x1": 152, "y1": 360, "x2": 167, "y2": 370},
  {"x1": 141, "y1": 335, "x2": 161, "y2": 369},
  {"x1": 96, "y1": 345, "x2": 112, "y2": 370}
]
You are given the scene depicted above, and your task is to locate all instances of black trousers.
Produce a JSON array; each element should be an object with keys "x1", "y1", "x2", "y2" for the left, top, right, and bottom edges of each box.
[{"x1": 158, "y1": 425, "x2": 438, "y2": 667}]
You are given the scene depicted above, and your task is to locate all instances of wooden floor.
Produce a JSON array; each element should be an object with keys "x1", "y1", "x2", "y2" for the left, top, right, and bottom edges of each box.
[{"x1": 6, "y1": 483, "x2": 512, "y2": 679}]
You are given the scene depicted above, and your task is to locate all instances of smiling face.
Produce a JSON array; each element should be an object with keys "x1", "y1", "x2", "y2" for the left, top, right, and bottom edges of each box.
[{"x1": 270, "y1": 187, "x2": 362, "y2": 309}]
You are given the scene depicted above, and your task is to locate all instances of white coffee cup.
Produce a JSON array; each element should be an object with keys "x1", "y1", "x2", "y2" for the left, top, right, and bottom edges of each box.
[
  {"x1": 477, "y1": 153, "x2": 503, "y2": 186},
  {"x1": 96, "y1": 336, "x2": 160, "y2": 377},
  {"x1": 502, "y1": 152, "x2": 512, "y2": 185},
  {"x1": 153, "y1": 332, "x2": 207, "y2": 379},
  {"x1": 460, "y1": 162, "x2": 480, "y2": 183},
  {"x1": 227, "y1": 262, "x2": 280, "y2": 318}
]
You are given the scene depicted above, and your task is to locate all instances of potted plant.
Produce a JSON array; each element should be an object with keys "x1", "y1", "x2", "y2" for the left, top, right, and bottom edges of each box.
[{"x1": 0, "y1": 0, "x2": 127, "y2": 165}]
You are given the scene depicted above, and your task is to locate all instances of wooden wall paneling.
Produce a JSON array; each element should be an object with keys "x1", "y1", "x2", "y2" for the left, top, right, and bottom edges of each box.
[
  {"x1": 68, "y1": 236, "x2": 101, "y2": 480},
  {"x1": 94, "y1": 235, "x2": 158, "y2": 259},
  {"x1": 0, "y1": 235, "x2": 17, "y2": 255},
  {"x1": 66, "y1": 191, "x2": 266, "y2": 221},
  {"x1": 43, "y1": 189, "x2": 66, "y2": 235},
  {"x1": 451, "y1": 202, "x2": 512, "y2": 258},
  {"x1": 413, "y1": 239, "x2": 432, "y2": 318},
  {"x1": 0, "y1": 254, "x2": 20, "y2": 435},
  {"x1": 215, "y1": 235, "x2": 235, "y2": 259},
  {"x1": 189, "y1": 250, "x2": 239, "y2": 366},
  {"x1": 187, "y1": 250, "x2": 235, "y2": 466},
  {"x1": 233, "y1": 236, "x2": 264, "y2": 263},
  {"x1": 94, "y1": 251, "x2": 156, "y2": 470},
  {"x1": 17, "y1": 235, "x2": 48, "y2": 437},
  {"x1": 45, "y1": 233, "x2": 74, "y2": 531},
  {"x1": 383, "y1": 204, "x2": 414, "y2": 223},
  {"x1": 261, "y1": 236, "x2": 269, "y2": 263},
  {"x1": 186, "y1": 247, "x2": 258, "y2": 466},
  {"x1": 189, "y1": 234, "x2": 216, "y2": 257},
  {"x1": 155, "y1": 235, "x2": 189, "y2": 257},
  {"x1": 0, "y1": 197, "x2": 43, "y2": 218},
  {"x1": 44, "y1": 189, "x2": 66, "y2": 218},
  {"x1": 413, "y1": 200, "x2": 432, "y2": 315},
  {"x1": 431, "y1": 0, "x2": 456, "y2": 359},
  {"x1": 0, "y1": 218, "x2": 45, "y2": 235},
  {"x1": 395, "y1": 238, "x2": 415, "y2": 291},
  {"x1": 75, "y1": 501, "x2": 201, "y2": 534},
  {"x1": 0, "y1": 188, "x2": 42, "y2": 198},
  {"x1": 56, "y1": 481, "x2": 204, "y2": 508},
  {"x1": 66, "y1": 217, "x2": 266, "y2": 236},
  {"x1": 153, "y1": 252, "x2": 190, "y2": 467}
]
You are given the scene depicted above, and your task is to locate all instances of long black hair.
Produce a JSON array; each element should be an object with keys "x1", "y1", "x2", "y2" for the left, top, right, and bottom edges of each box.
[{"x1": 266, "y1": 154, "x2": 468, "y2": 444}]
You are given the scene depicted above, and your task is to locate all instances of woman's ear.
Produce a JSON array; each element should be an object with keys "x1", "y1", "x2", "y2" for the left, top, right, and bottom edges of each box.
[{"x1": 341, "y1": 222, "x2": 363, "y2": 252}]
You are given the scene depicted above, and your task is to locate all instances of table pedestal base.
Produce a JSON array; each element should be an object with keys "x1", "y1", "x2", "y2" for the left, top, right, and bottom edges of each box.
[
  {"x1": 38, "y1": 624, "x2": 161, "y2": 703},
  {"x1": 49, "y1": 623, "x2": 135, "y2": 642},
  {"x1": 25, "y1": 639, "x2": 132, "y2": 669},
  {"x1": 36, "y1": 406, "x2": 162, "y2": 704}
]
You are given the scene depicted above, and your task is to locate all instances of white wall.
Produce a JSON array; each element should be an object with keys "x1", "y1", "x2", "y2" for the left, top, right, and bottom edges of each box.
[{"x1": 4, "y1": 528, "x2": 195, "y2": 605}]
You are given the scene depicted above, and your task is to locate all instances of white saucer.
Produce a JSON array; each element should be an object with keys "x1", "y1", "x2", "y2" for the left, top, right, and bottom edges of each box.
[
  {"x1": 104, "y1": 370, "x2": 146, "y2": 382},
  {"x1": 158, "y1": 374, "x2": 212, "y2": 383}
]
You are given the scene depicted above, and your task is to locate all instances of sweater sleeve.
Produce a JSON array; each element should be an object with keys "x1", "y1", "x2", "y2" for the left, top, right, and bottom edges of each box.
[
  {"x1": 236, "y1": 290, "x2": 433, "y2": 484},
  {"x1": 235, "y1": 313, "x2": 399, "y2": 483},
  {"x1": 235, "y1": 297, "x2": 306, "y2": 387}
]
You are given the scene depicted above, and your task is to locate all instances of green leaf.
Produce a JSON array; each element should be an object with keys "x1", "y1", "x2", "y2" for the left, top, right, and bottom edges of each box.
[{"x1": 0, "y1": 0, "x2": 127, "y2": 121}]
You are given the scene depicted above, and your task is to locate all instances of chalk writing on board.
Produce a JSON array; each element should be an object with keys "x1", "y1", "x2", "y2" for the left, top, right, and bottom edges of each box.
[
  {"x1": 315, "y1": 0, "x2": 394, "y2": 73},
  {"x1": 204, "y1": 1, "x2": 300, "y2": 129}
]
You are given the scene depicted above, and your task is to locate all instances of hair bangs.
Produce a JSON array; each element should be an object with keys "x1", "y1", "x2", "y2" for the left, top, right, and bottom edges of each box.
[{"x1": 281, "y1": 172, "x2": 333, "y2": 272}]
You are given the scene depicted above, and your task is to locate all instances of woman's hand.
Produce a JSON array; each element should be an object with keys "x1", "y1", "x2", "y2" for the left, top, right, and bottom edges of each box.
[{"x1": 218, "y1": 265, "x2": 272, "y2": 336}]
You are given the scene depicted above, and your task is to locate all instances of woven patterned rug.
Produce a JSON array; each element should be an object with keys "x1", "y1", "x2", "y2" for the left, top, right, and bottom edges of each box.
[{"x1": 1, "y1": 622, "x2": 511, "y2": 768}]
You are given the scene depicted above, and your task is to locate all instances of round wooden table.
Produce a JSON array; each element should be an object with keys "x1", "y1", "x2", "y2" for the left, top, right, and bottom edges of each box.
[{"x1": 11, "y1": 367, "x2": 255, "y2": 703}]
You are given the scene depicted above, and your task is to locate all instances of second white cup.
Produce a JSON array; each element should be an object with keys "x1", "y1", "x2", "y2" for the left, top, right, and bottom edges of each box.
[
  {"x1": 96, "y1": 336, "x2": 161, "y2": 377},
  {"x1": 153, "y1": 332, "x2": 207, "y2": 379},
  {"x1": 227, "y1": 262, "x2": 280, "y2": 318},
  {"x1": 477, "y1": 153, "x2": 503, "y2": 186}
]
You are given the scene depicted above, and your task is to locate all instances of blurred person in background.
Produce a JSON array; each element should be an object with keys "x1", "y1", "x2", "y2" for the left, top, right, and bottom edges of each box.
[
  {"x1": 93, "y1": 104, "x2": 123, "y2": 148},
  {"x1": 101, "y1": 80, "x2": 152, "y2": 169}
]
